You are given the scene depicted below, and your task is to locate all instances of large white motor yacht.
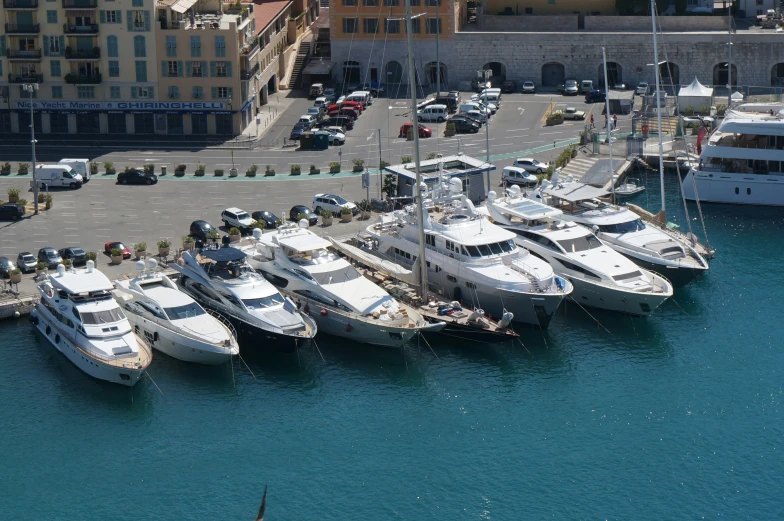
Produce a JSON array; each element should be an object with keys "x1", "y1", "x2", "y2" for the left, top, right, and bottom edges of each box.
[
  {"x1": 366, "y1": 176, "x2": 572, "y2": 328},
  {"x1": 682, "y1": 103, "x2": 784, "y2": 206},
  {"x1": 171, "y1": 243, "x2": 316, "y2": 352},
  {"x1": 30, "y1": 261, "x2": 151, "y2": 386},
  {"x1": 239, "y1": 225, "x2": 434, "y2": 348},
  {"x1": 113, "y1": 259, "x2": 239, "y2": 365},
  {"x1": 485, "y1": 187, "x2": 673, "y2": 316},
  {"x1": 528, "y1": 179, "x2": 709, "y2": 287}
]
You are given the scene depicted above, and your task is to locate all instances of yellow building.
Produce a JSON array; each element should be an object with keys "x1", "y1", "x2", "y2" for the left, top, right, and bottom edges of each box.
[{"x1": 484, "y1": 0, "x2": 614, "y2": 16}]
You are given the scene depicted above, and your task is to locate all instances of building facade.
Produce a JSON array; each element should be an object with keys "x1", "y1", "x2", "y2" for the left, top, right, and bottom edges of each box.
[{"x1": 484, "y1": 0, "x2": 614, "y2": 16}]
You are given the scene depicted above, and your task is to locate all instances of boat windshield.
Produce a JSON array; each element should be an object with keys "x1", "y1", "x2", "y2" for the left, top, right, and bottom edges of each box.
[
  {"x1": 597, "y1": 219, "x2": 646, "y2": 234},
  {"x1": 557, "y1": 234, "x2": 602, "y2": 253},
  {"x1": 242, "y1": 294, "x2": 285, "y2": 310},
  {"x1": 80, "y1": 307, "x2": 126, "y2": 324},
  {"x1": 464, "y1": 240, "x2": 515, "y2": 258},
  {"x1": 164, "y1": 302, "x2": 206, "y2": 320}
]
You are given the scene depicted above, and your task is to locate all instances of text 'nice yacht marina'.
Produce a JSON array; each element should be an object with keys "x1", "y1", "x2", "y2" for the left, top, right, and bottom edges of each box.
[
  {"x1": 112, "y1": 259, "x2": 239, "y2": 365},
  {"x1": 683, "y1": 103, "x2": 784, "y2": 206},
  {"x1": 239, "y1": 225, "x2": 434, "y2": 348},
  {"x1": 485, "y1": 186, "x2": 673, "y2": 316},
  {"x1": 31, "y1": 261, "x2": 152, "y2": 386}
]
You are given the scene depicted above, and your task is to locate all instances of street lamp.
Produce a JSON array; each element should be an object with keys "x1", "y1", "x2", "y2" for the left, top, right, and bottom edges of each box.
[{"x1": 23, "y1": 83, "x2": 39, "y2": 215}]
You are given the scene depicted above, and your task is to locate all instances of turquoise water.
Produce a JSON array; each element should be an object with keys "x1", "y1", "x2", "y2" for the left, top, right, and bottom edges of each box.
[{"x1": 1, "y1": 174, "x2": 783, "y2": 520}]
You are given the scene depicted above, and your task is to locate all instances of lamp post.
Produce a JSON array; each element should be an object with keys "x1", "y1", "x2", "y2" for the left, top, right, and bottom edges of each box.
[
  {"x1": 727, "y1": 5, "x2": 732, "y2": 109},
  {"x1": 252, "y1": 87, "x2": 257, "y2": 137},
  {"x1": 23, "y1": 83, "x2": 39, "y2": 215},
  {"x1": 227, "y1": 96, "x2": 233, "y2": 135}
]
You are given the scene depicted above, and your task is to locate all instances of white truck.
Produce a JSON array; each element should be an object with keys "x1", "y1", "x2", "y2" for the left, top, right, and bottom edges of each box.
[
  {"x1": 58, "y1": 158, "x2": 90, "y2": 182},
  {"x1": 32, "y1": 164, "x2": 83, "y2": 190}
]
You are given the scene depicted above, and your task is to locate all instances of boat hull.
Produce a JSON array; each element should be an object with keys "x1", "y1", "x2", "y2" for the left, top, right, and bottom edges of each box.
[
  {"x1": 299, "y1": 303, "x2": 416, "y2": 349},
  {"x1": 683, "y1": 171, "x2": 784, "y2": 207},
  {"x1": 618, "y1": 253, "x2": 704, "y2": 288},
  {"x1": 566, "y1": 276, "x2": 670, "y2": 316},
  {"x1": 125, "y1": 314, "x2": 234, "y2": 365},
  {"x1": 453, "y1": 285, "x2": 567, "y2": 329},
  {"x1": 225, "y1": 314, "x2": 307, "y2": 353}
]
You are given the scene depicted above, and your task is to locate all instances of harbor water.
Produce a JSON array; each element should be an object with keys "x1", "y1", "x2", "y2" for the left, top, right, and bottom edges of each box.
[{"x1": 1, "y1": 173, "x2": 783, "y2": 520}]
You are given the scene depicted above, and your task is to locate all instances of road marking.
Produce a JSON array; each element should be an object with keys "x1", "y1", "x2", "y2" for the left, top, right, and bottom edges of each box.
[{"x1": 517, "y1": 107, "x2": 526, "y2": 116}]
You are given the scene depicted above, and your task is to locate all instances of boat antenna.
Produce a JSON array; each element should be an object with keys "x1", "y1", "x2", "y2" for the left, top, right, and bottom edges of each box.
[
  {"x1": 601, "y1": 47, "x2": 616, "y2": 204},
  {"x1": 404, "y1": 0, "x2": 428, "y2": 301},
  {"x1": 255, "y1": 484, "x2": 267, "y2": 521},
  {"x1": 650, "y1": 0, "x2": 667, "y2": 220}
]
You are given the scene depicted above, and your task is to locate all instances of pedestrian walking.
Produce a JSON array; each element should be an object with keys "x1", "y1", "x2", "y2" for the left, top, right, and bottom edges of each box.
[
  {"x1": 612, "y1": 114, "x2": 618, "y2": 130},
  {"x1": 590, "y1": 114, "x2": 594, "y2": 128}
]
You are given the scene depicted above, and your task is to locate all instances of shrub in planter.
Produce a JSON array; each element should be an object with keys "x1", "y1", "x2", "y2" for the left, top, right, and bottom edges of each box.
[
  {"x1": 16, "y1": 199, "x2": 27, "y2": 213},
  {"x1": 36, "y1": 262, "x2": 47, "y2": 276},
  {"x1": 309, "y1": 164, "x2": 320, "y2": 175},
  {"x1": 246, "y1": 164, "x2": 258, "y2": 177},
  {"x1": 401, "y1": 156, "x2": 413, "y2": 164},
  {"x1": 182, "y1": 235, "x2": 195, "y2": 250},
  {"x1": 111, "y1": 248, "x2": 124, "y2": 264},
  {"x1": 18, "y1": 163, "x2": 29, "y2": 175},
  {"x1": 8, "y1": 268, "x2": 22, "y2": 284},
  {"x1": 195, "y1": 168, "x2": 205, "y2": 177},
  {"x1": 379, "y1": 160, "x2": 390, "y2": 170},
  {"x1": 175, "y1": 164, "x2": 186, "y2": 176},
  {"x1": 352, "y1": 158, "x2": 365, "y2": 172},
  {"x1": 214, "y1": 169, "x2": 224, "y2": 177},
  {"x1": 340, "y1": 206, "x2": 353, "y2": 222},
  {"x1": 329, "y1": 162, "x2": 340, "y2": 174},
  {"x1": 290, "y1": 164, "x2": 301, "y2": 175},
  {"x1": 85, "y1": 252, "x2": 97, "y2": 265},
  {"x1": 157, "y1": 239, "x2": 171, "y2": 256},
  {"x1": 206, "y1": 229, "x2": 220, "y2": 243},
  {"x1": 319, "y1": 207, "x2": 333, "y2": 226},
  {"x1": 545, "y1": 111, "x2": 564, "y2": 126},
  {"x1": 296, "y1": 213, "x2": 310, "y2": 224},
  {"x1": 90, "y1": 162, "x2": 99, "y2": 175},
  {"x1": 37, "y1": 192, "x2": 45, "y2": 203},
  {"x1": 104, "y1": 162, "x2": 115, "y2": 175},
  {"x1": 195, "y1": 162, "x2": 205, "y2": 176},
  {"x1": 7, "y1": 188, "x2": 19, "y2": 203},
  {"x1": 716, "y1": 104, "x2": 727, "y2": 116},
  {"x1": 250, "y1": 220, "x2": 265, "y2": 231},
  {"x1": 44, "y1": 193, "x2": 53, "y2": 209},
  {"x1": 444, "y1": 123, "x2": 456, "y2": 137},
  {"x1": 568, "y1": 144, "x2": 578, "y2": 158},
  {"x1": 264, "y1": 165, "x2": 275, "y2": 176},
  {"x1": 357, "y1": 199, "x2": 372, "y2": 219},
  {"x1": 426, "y1": 153, "x2": 438, "y2": 160},
  {"x1": 134, "y1": 242, "x2": 147, "y2": 259},
  {"x1": 229, "y1": 227, "x2": 241, "y2": 242},
  {"x1": 699, "y1": 105, "x2": 711, "y2": 116},
  {"x1": 682, "y1": 106, "x2": 694, "y2": 116},
  {"x1": 62, "y1": 259, "x2": 72, "y2": 269},
  {"x1": 0, "y1": 161, "x2": 11, "y2": 175},
  {"x1": 406, "y1": 128, "x2": 414, "y2": 141},
  {"x1": 143, "y1": 164, "x2": 155, "y2": 176}
]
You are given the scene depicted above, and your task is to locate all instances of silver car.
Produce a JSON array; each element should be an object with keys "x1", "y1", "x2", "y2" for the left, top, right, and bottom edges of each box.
[
  {"x1": 17, "y1": 252, "x2": 37, "y2": 272},
  {"x1": 522, "y1": 81, "x2": 536, "y2": 93}
]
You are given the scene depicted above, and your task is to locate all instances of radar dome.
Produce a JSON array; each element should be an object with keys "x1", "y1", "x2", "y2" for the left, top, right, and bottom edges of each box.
[
  {"x1": 487, "y1": 190, "x2": 497, "y2": 201},
  {"x1": 135, "y1": 261, "x2": 146, "y2": 272},
  {"x1": 252, "y1": 228, "x2": 262, "y2": 239},
  {"x1": 508, "y1": 184, "x2": 522, "y2": 196},
  {"x1": 449, "y1": 177, "x2": 462, "y2": 193},
  {"x1": 298, "y1": 218, "x2": 309, "y2": 229},
  {"x1": 56, "y1": 264, "x2": 66, "y2": 276},
  {"x1": 146, "y1": 258, "x2": 158, "y2": 270}
]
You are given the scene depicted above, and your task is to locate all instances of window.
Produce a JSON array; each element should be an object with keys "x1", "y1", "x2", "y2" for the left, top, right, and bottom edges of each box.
[
  {"x1": 133, "y1": 35, "x2": 146, "y2": 57},
  {"x1": 132, "y1": 0, "x2": 143, "y2": 5},
  {"x1": 49, "y1": 36, "x2": 61, "y2": 55},
  {"x1": 132, "y1": 86, "x2": 153, "y2": 98},
  {"x1": 557, "y1": 235, "x2": 602, "y2": 253},
  {"x1": 425, "y1": 234, "x2": 436, "y2": 247},
  {"x1": 50, "y1": 60, "x2": 60, "y2": 77},
  {"x1": 108, "y1": 60, "x2": 119, "y2": 77},
  {"x1": 46, "y1": 10, "x2": 57, "y2": 23},
  {"x1": 597, "y1": 219, "x2": 645, "y2": 234},
  {"x1": 364, "y1": 18, "x2": 378, "y2": 34},
  {"x1": 167, "y1": 60, "x2": 179, "y2": 77},
  {"x1": 213, "y1": 86, "x2": 231, "y2": 99},
  {"x1": 363, "y1": 0, "x2": 377, "y2": 5},
  {"x1": 135, "y1": 60, "x2": 147, "y2": 82},
  {"x1": 163, "y1": 303, "x2": 205, "y2": 320},
  {"x1": 165, "y1": 35, "x2": 176, "y2": 57},
  {"x1": 133, "y1": 10, "x2": 146, "y2": 31},
  {"x1": 168, "y1": 86, "x2": 179, "y2": 99},
  {"x1": 190, "y1": 35, "x2": 201, "y2": 57},
  {"x1": 385, "y1": 19, "x2": 400, "y2": 34},
  {"x1": 192, "y1": 86, "x2": 203, "y2": 99},
  {"x1": 77, "y1": 86, "x2": 95, "y2": 99},
  {"x1": 214, "y1": 35, "x2": 225, "y2": 57},
  {"x1": 52, "y1": 86, "x2": 62, "y2": 99},
  {"x1": 215, "y1": 61, "x2": 227, "y2": 77},
  {"x1": 410, "y1": 18, "x2": 420, "y2": 33},
  {"x1": 105, "y1": 10, "x2": 118, "y2": 23},
  {"x1": 343, "y1": 18, "x2": 358, "y2": 34},
  {"x1": 410, "y1": 0, "x2": 420, "y2": 4},
  {"x1": 190, "y1": 61, "x2": 203, "y2": 77},
  {"x1": 342, "y1": 0, "x2": 357, "y2": 5},
  {"x1": 383, "y1": 0, "x2": 399, "y2": 5},
  {"x1": 426, "y1": 18, "x2": 441, "y2": 34},
  {"x1": 425, "y1": 0, "x2": 440, "y2": 5},
  {"x1": 110, "y1": 86, "x2": 121, "y2": 99},
  {"x1": 107, "y1": 35, "x2": 118, "y2": 57}
]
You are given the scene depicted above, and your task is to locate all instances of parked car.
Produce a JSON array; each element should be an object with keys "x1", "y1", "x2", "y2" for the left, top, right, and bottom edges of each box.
[
  {"x1": 307, "y1": 107, "x2": 325, "y2": 120},
  {"x1": 314, "y1": 129, "x2": 345, "y2": 145},
  {"x1": 117, "y1": 169, "x2": 157, "y2": 185},
  {"x1": 513, "y1": 157, "x2": 550, "y2": 174},
  {"x1": 298, "y1": 115, "x2": 316, "y2": 128},
  {"x1": 462, "y1": 110, "x2": 486, "y2": 125},
  {"x1": 558, "y1": 79, "x2": 579, "y2": 95},
  {"x1": 522, "y1": 81, "x2": 536, "y2": 93},
  {"x1": 502, "y1": 166, "x2": 538, "y2": 186},
  {"x1": 563, "y1": 107, "x2": 586, "y2": 120},
  {"x1": 309, "y1": 83, "x2": 324, "y2": 99},
  {"x1": 313, "y1": 194, "x2": 358, "y2": 217},
  {"x1": 614, "y1": 82, "x2": 630, "y2": 91},
  {"x1": 585, "y1": 90, "x2": 606, "y2": 103},
  {"x1": 221, "y1": 207, "x2": 254, "y2": 234},
  {"x1": 289, "y1": 205, "x2": 318, "y2": 226},
  {"x1": 399, "y1": 122, "x2": 432, "y2": 138},
  {"x1": 38, "y1": 247, "x2": 63, "y2": 268},
  {"x1": 103, "y1": 242, "x2": 131, "y2": 259},
  {"x1": 682, "y1": 115, "x2": 716, "y2": 128},
  {"x1": 635, "y1": 82, "x2": 649, "y2": 95},
  {"x1": 446, "y1": 115, "x2": 480, "y2": 133},
  {"x1": 579, "y1": 80, "x2": 593, "y2": 94},
  {"x1": 323, "y1": 87, "x2": 336, "y2": 101},
  {"x1": 322, "y1": 126, "x2": 348, "y2": 141},
  {"x1": 0, "y1": 203, "x2": 24, "y2": 221},
  {"x1": 58, "y1": 247, "x2": 86, "y2": 266},
  {"x1": 471, "y1": 78, "x2": 491, "y2": 92},
  {"x1": 189, "y1": 220, "x2": 217, "y2": 242},
  {"x1": 501, "y1": 80, "x2": 517, "y2": 93},
  {"x1": 251, "y1": 211, "x2": 281, "y2": 229},
  {"x1": 314, "y1": 96, "x2": 329, "y2": 108},
  {"x1": 0, "y1": 256, "x2": 14, "y2": 278},
  {"x1": 360, "y1": 82, "x2": 385, "y2": 96},
  {"x1": 289, "y1": 123, "x2": 308, "y2": 141},
  {"x1": 16, "y1": 252, "x2": 37, "y2": 273},
  {"x1": 325, "y1": 116, "x2": 354, "y2": 130}
]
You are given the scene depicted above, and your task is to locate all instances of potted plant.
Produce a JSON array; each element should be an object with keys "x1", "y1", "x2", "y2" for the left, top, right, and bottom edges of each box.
[
  {"x1": 545, "y1": 110, "x2": 564, "y2": 126},
  {"x1": 352, "y1": 158, "x2": 365, "y2": 172},
  {"x1": 206, "y1": 229, "x2": 220, "y2": 243},
  {"x1": 37, "y1": 192, "x2": 45, "y2": 203},
  {"x1": 104, "y1": 162, "x2": 115, "y2": 175},
  {"x1": 290, "y1": 164, "x2": 301, "y2": 175},
  {"x1": 44, "y1": 193, "x2": 53, "y2": 210},
  {"x1": 175, "y1": 164, "x2": 186, "y2": 176},
  {"x1": 319, "y1": 207, "x2": 333, "y2": 226},
  {"x1": 247, "y1": 164, "x2": 258, "y2": 177},
  {"x1": 182, "y1": 235, "x2": 195, "y2": 251},
  {"x1": 444, "y1": 122, "x2": 456, "y2": 137},
  {"x1": 16, "y1": 199, "x2": 27, "y2": 213},
  {"x1": 329, "y1": 161, "x2": 340, "y2": 174},
  {"x1": 18, "y1": 163, "x2": 29, "y2": 175},
  {"x1": 357, "y1": 199, "x2": 372, "y2": 220},
  {"x1": 62, "y1": 258, "x2": 72, "y2": 270},
  {"x1": 716, "y1": 104, "x2": 727, "y2": 116},
  {"x1": 264, "y1": 165, "x2": 275, "y2": 176},
  {"x1": 309, "y1": 164, "x2": 320, "y2": 175},
  {"x1": 0, "y1": 162, "x2": 11, "y2": 175},
  {"x1": 401, "y1": 156, "x2": 412, "y2": 164},
  {"x1": 426, "y1": 153, "x2": 438, "y2": 160},
  {"x1": 214, "y1": 169, "x2": 224, "y2": 177},
  {"x1": 90, "y1": 162, "x2": 99, "y2": 175},
  {"x1": 569, "y1": 144, "x2": 578, "y2": 158},
  {"x1": 134, "y1": 242, "x2": 147, "y2": 259},
  {"x1": 228, "y1": 227, "x2": 241, "y2": 242},
  {"x1": 340, "y1": 206, "x2": 353, "y2": 223},
  {"x1": 85, "y1": 251, "x2": 97, "y2": 265},
  {"x1": 195, "y1": 161, "x2": 206, "y2": 176},
  {"x1": 250, "y1": 220, "x2": 265, "y2": 233},
  {"x1": 7, "y1": 188, "x2": 19, "y2": 203},
  {"x1": 406, "y1": 128, "x2": 414, "y2": 141},
  {"x1": 8, "y1": 268, "x2": 22, "y2": 284},
  {"x1": 379, "y1": 160, "x2": 390, "y2": 170},
  {"x1": 110, "y1": 248, "x2": 123, "y2": 264},
  {"x1": 36, "y1": 262, "x2": 47, "y2": 277},
  {"x1": 143, "y1": 164, "x2": 155, "y2": 176},
  {"x1": 157, "y1": 239, "x2": 171, "y2": 257}
]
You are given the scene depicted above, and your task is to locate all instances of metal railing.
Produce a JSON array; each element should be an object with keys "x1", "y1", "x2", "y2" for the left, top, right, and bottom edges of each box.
[
  {"x1": 64, "y1": 73, "x2": 102, "y2": 84},
  {"x1": 62, "y1": 0, "x2": 97, "y2": 7},
  {"x1": 65, "y1": 47, "x2": 100, "y2": 59},
  {"x1": 4, "y1": 23, "x2": 40, "y2": 33},
  {"x1": 7, "y1": 72, "x2": 43, "y2": 83},
  {"x1": 3, "y1": 0, "x2": 39, "y2": 8},
  {"x1": 6, "y1": 49, "x2": 42, "y2": 60},
  {"x1": 63, "y1": 22, "x2": 99, "y2": 34}
]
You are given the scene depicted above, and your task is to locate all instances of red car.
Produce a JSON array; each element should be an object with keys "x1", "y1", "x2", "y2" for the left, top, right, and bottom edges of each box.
[
  {"x1": 340, "y1": 100, "x2": 364, "y2": 113},
  {"x1": 104, "y1": 241, "x2": 132, "y2": 259},
  {"x1": 399, "y1": 122, "x2": 432, "y2": 138}
]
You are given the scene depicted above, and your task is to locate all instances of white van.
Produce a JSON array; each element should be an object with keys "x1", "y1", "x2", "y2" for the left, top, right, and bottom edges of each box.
[
  {"x1": 472, "y1": 92, "x2": 501, "y2": 106},
  {"x1": 33, "y1": 164, "x2": 83, "y2": 189},
  {"x1": 479, "y1": 88, "x2": 502, "y2": 97},
  {"x1": 58, "y1": 158, "x2": 90, "y2": 182},
  {"x1": 347, "y1": 91, "x2": 372, "y2": 106},
  {"x1": 460, "y1": 102, "x2": 490, "y2": 117},
  {"x1": 417, "y1": 104, "x2": 448, "y2": 123}
]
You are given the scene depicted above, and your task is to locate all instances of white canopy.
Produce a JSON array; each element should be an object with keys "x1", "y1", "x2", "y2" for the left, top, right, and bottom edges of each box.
[
  {"x1": 678, "y1": 77, "x2": 713, "y2": 110},
  {"x1": 171, "y1": 0, "x2": 197, "y2": 14}
]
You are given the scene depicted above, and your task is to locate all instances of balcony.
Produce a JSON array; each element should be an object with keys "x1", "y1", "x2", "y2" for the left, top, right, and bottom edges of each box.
[
  {"x1": 64, "y1": 73, "x2": 101, "y2": 84},
  {"x1": 240, "y1": 62, "x2": 260, "y2": 80},
  {"x1": 4, "y1": 23, "x2": 41, "y2": 34},
  {"x1": 8, "y1": 73, "x2": 43, "y2": 83},
  {"x1": 63, "y1": 23, "x2": 99, "y2": 34},
  {"x1": 61, "y1": 0, "x2": 97, "y2": 8},
  {"x1": 3, "y1": 0, "x2": 39, "y2": 8},
  {"x1": 65, "y1": 47, "x2": 100, "y2": 60},
  {"x1": 6, "y1": 49, "x2": 42, "y2": 60},
  {"x1": 240, "y1": 36, "x2": 260, "y2": 57}
]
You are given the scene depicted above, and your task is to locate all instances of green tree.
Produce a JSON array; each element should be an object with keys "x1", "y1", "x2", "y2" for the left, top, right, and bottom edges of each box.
[{"x1": 382, "y1": 174, "x2": 397, "y2": 199}]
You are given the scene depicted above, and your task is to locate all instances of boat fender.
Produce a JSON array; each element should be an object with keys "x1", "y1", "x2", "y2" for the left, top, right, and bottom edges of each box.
[
  {"x1": 345, "y1": 324, "x2": 353, "y2": 333},
  {"x1": 320, "y1": 309, "x2": 327, "y2": 316},
  {"x1": 498, "y1": 312, "x2": 514, "y2": 329}
]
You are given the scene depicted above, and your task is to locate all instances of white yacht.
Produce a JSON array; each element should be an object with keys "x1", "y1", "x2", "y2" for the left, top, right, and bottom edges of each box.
[
  {"x1": 112, "y1": 259, "x2": 239, "y2": 365},
  {"x1": 239, "y1": 225, "x2": 434, "y2": 348},
  {"x1": 683, "y1": 103, "x2": 784, "y2": 206},
  {"x1": 366, "y1": 176, "x2": 572, "y2": 328},
  {"x1": 30, "y1": 261, "x2": 151, "y2": 386},
  {"x1": 485, "y1": 187, "x2": 673, "y2": 316},
  {"x1": 171, "y1": 243, "x2": 317, "y2": 352},
  {"x1": 528, "y1": 179, "x2": 710, "y2": 287}
]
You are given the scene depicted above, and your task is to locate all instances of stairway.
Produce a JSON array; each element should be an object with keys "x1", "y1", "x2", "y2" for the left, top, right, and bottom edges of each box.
[
  {"x1": 559, "y1": 156, "x2": 597, "y2": 183},
  {"x1": 640, "y1": 115, "x2": 681, "y2": 136},
  {"x1": 288, "y1": 41, "x2": 311, "y2": 90}
]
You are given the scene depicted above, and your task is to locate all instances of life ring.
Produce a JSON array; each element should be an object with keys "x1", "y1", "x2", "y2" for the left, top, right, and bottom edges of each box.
[{"x1": 641, "y1": 124, "x2": 649, "y2": 134}]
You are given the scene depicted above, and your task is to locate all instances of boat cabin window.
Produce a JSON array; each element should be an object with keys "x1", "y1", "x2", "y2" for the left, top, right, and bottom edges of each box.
[
  {"x1": 560, "y1": 259, "x2": 601, "y2": 279},
  {"x1": 80, "y1": 308, "x2": 126, "y2": 324},
  {"x1": 163, "y1": 302, "x2": 205, "y2": 320},
  {"x1": 597, "y1": 219, "x2": 645, "y2": 234},
  {"x1": 477, "y1": 244, "x2": 492, "y2": 256},
  {"x1": 557, "y1": 234, "x2": 602, "y2": 253},
  {"x1": 242, "y1": 294, "x2": 285, "y2": 310},
  {"x1": 138, "y1": 301, "x2": 166, "y2": 319},
  {"x1": 535, "y1": 235, "x2": 560, "y2": 251},
  {"x1": 612, "y1": 271, "x2": 643, "y2": 281}
]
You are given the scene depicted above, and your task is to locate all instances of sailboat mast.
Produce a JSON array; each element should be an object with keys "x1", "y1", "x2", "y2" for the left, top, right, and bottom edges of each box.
[
  {"x1": 650, "y1": 0, "x2": 666, "y2": 215},
  {"x1": 602, "y1": 47, "x2": 616, "y2": 202},
  {"x1": 404, "y1": 0, "x2": 429, "y2": 299}
]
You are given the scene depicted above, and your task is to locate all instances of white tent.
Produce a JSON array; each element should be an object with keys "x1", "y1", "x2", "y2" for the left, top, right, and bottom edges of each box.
[{"x1": 677, "y1": 77, "x2": 713, "y2": 111}]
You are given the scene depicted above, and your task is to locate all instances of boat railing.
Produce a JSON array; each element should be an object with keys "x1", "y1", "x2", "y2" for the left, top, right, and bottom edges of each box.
[{"x1": 202, "y1": 308, "x2": 238, "y2": 341}]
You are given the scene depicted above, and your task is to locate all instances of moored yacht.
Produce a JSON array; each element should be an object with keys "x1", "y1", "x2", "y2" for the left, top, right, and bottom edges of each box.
[
  {"x1": 239, "y1": 225, "x2": 433, "y2": 348},
  {"x1": 171, "y1": 242, "x2": 317, "y2": 352},
  {"x1": 485, "y1": 187, "x2": 673, "y2": 315},
  {"x1": 112, "y1": 259, "x2": 239, "y2": 365},
  {"x1": 31, "y1": 261, "x2": 151, "y2": 386}
]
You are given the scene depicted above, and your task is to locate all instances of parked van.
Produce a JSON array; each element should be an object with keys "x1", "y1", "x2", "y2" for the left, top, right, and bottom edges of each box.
[
  {"x1": 472, "y1": 92, "x2": 501, "y2": 106},
  {"x1": 309, "y1": 83, "x2": 325, "y2": 99},
  {"x1": 479, "y1": 88, "x2": 501, "y2": 97},
  {"x1": 459, "y1": 102, "x2": 490, "y2": 117},
  {"x1": 58, "y1": 158, "x2": 90, "y2": 182},
  {"x1": 417, "y1": 104, "x2": 448, "y2": 123},
  {"x1": 33, "y1": 164, "x2": 82, "y2": 189},
  {"x1": 579, "y1": 80, "x2": 593, "y2": 94},
  {"x1": 347, "y1": 91, "x2": 372, "y2": 106}
]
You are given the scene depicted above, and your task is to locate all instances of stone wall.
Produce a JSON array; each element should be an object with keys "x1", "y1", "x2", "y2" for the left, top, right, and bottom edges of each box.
[
  {"x1": 476, "y1": 15, "x2": 578, "y2": 32},
  {"x1": 584, "y1": 15, "x2": 728, "y2": 32}
]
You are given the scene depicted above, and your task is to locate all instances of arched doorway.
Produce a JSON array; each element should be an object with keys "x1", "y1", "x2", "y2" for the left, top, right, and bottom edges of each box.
[
  {"x1": 424, "y1": 62, "x2": 447, "y2": 86},
  {"x1": 659, "y1": 61, "x2": 679, "y2": 86},
  {"x1": 341, "y1": 60, "x2": 361, "y2": 85},
  {"x1": 482, "y1": 62, "x2": 506, "y2": 84},
  {"x1": 385, "y1": 60, "x2": 403, "y2": 84},
  {"x1": 541, "y1": 62, "x2": 565, "y2": 87},
  {"x1": 772, "y1": 63, "x2": 784, "y2": 86},
  {"x1": 598, "y1": 62, "x2": 622, "y2": 87},
  {"x1": 713, "y1": 63, "x2": 737, "y2": 87}
]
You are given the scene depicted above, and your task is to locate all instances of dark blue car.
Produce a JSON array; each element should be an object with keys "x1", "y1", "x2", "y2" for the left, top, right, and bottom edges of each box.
[
  {"x1": 289, "y1": 123, "x2": 308, "y2": 141},
  {"x1": 585, "y1": 90, "x2": 606, "y2": 103}
]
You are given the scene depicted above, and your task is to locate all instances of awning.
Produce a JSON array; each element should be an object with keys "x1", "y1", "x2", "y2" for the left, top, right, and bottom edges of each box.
[
  {"x1": 544, "y1": 183, "x2": 608, "y2": 203},
  {"x1": 171, "y1": 0, "x2": 197, "y2": 14}
]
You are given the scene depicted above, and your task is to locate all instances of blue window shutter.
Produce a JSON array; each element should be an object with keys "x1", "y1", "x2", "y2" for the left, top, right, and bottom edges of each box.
[
  {"x1": 226, "y1": 62, "x2": 232, "y2": 78},
  {"x1": 161, "y1": 61, "x2": 167, "y2": 77},
  {"x1": 117, "y1": 11, "x2": 122, "y2": 23},
  {"x1": 211, "y1": 87, "x2": 217, "y2": 99},
  {"x1": 202, "y1": 60, "x2": 207, "y2": 74},
  {"x1": 59, "y1": 36, "x2": 64, "y2": 52},
  {"x1": 185, "y1": 61, "x2": 191, "y2": 77},
  {"x1": 144, "y1": 11, "x2": 151, "y2": 31},
  {"x1": 177, "y1": 61, "x2": 183, "y2": 77},
  {"x1": 210, "y1": 61, "x2": 216, "y2": 77},
  {"x1": 149, "y1": 87, "x2": 154, "y2": 98},
  {"x1": 127, "y1": 11, "x2": 133, "y2": 31},
  {"x1": 227, "y1": 87, "x2": 233, "y2": 99},
  {"x1": 43, "y1": 36, "x2": 50, "y2": 56},
  {"x1": 100, "y1": 11, "x2": 106, "y2": 23},
  {"x1": 131, "y1": 87, "x2": 137, "y2": 99},
  {"x1": 50, "y1": 60, "x2": 60, "y2": 77},
  {"x1": 0, "y1": 36, "x2": 5, "y2": 56}
]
